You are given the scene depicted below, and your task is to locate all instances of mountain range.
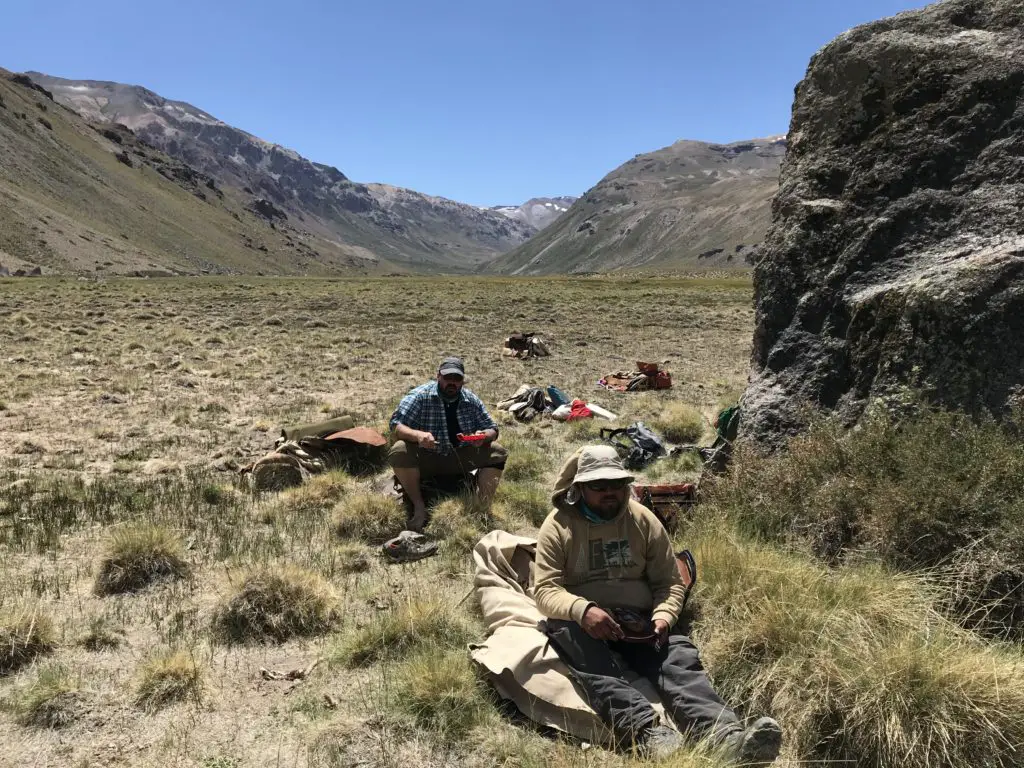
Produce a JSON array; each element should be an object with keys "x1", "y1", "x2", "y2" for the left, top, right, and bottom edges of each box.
[
  {"x1": 2, "y1": 68, "x2": 784, "y2": 276},
  {"x1": 485, "y1": 137, "x2": 786, "y2": 274},
  {"x1": 24, "y1": 72, "x2": 544, "y2": 272}
]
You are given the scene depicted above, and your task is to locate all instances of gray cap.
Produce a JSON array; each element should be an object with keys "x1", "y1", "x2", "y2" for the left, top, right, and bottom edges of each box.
[
  {"x1": 438, "y1": 356, "x2": 465, "y2": 376},
  {"x1": 573, "y1": 445, "x2": 634, "y2": 485}
]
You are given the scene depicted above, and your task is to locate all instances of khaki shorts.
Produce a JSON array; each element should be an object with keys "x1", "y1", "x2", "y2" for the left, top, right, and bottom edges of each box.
[{"x1": 388, "y1": 440, "x2": 507, "y2": 478}]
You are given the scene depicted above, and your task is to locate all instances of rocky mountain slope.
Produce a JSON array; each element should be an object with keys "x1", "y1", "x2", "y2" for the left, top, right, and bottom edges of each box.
[
  {"x1": 0, "y1": 69, "x2": 377, "y2": 276},
  {"x1": 26, "y1": 72, "x2": 535, "y2": 271},
  {"x1": 486, "y1": 138, "x2": 785, "y2": 274},
  {"x1": 742, "y1": 0, "x2": 1024, "y2": 446},
  {"x1": 490, "y1": 196, "x2": 577, "y2": 230}
]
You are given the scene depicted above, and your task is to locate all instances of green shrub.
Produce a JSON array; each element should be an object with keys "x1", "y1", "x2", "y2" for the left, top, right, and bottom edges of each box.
[
  {"x1": 692, "y1": 523, "x2": 1024, "y2": 768},
  {"x1": 707, "y1": 406, "x2": 1024, "y2": 636}
]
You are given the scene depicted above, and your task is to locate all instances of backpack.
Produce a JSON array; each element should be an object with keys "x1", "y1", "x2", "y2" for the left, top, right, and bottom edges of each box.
[
  {"x1": 600, "y1": 421, "x2": 668, "y2": 470},
  {"x1": 505, "y1": 332, "x2": 535, "y2": 353},
  {"x1": 714, "y1": 404, "x2": 741, "y2": 443}
]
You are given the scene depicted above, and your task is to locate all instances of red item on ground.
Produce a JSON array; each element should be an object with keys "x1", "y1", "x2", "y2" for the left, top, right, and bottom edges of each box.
[
  {"x1": 457, "y1": 432, "x2": 489, "y2": 444},
  {"x1": 653, "y1": 370, "x2": 673, "y2": 390},
  {"x1": 566, "y1": 399, "x2": 593, "y2": 421}
]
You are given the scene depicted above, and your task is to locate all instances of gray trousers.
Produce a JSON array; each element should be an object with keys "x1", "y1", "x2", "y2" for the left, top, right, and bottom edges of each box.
[{"x1": 544, "y1": 619, "x2": 741, "y2": 746}]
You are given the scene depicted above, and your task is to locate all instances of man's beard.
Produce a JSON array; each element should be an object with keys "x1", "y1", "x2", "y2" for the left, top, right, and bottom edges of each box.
[{"x1": 594, "y1": 494, "x2": 624, "y2": 516}]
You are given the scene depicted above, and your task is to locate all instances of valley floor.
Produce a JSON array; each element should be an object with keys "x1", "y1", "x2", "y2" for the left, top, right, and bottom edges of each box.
[{"x1": 0, "y1": 276, "x2": 754, "y2": 768}]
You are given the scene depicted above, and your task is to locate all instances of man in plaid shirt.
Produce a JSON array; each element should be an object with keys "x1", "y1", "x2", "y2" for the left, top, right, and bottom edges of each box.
[{"x1": 389, "y1": 356, "x2": 507, "y2": 531}]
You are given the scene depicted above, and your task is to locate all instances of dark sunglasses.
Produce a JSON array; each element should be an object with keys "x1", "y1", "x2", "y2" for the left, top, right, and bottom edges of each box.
[
  {"x1": 584, "y1": 478, "x2": 631, "y2": 492},
  {"x1": 440, "y1": 374, "x2": 464, "y2": 383}
]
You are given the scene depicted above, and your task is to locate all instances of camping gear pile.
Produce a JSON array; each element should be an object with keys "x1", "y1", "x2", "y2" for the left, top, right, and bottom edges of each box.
[
  {"x1": 599, "y1": 361, "x2": 673, "y2": 392},
  {"x1": 601, "y1": 422, "x2": 669, "y2": 470},
  {"x1": 497, "y1": 384, "x2": 617, "y2": 423},
  {"x1": 502, "y1": 332, "x2": 551, "y2": 359},
  {"x1": 239, "y1": 415, "x2": 387, "y2": 491}
]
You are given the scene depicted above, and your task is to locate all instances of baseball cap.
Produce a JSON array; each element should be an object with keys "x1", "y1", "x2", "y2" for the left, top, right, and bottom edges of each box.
[
  {"x1": 438, "y1": 356, "x2": 465, "y2": 377},
  {"x1": 573, "y1": 445, "x2": 634, "y2": 485}
]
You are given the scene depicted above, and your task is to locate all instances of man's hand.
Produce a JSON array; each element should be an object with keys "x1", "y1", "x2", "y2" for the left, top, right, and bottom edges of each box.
[
  {"x1": 580, "y1": 605, "x2": 624, "y2": 641},
  {"x1": 417, "y1": 431, "x2": 437, "y2": 450},
  {"x1": 653, "y1": 618, "x2": 671, "y2": 648}
]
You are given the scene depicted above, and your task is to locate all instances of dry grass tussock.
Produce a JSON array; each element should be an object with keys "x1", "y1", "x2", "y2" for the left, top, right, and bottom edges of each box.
[
  {"x1": 94, "y1": 524, "x2": 190, "y2": 595},
  {"x1": 332, "y1": 491, "x2": 405, "y2": 543},
  {"x1": 214, "y1": 564, "x2": 340, "y2": 643},
  {"x1": 4, "y1": 663, "x2": 81, "y2": 728},
  {"x1": 77, "y1": 615, "x2": 125, "y2": 651},
  {"x1": 0, "y1": 606, "x2": 55, "y2": 675},
  {"x1": 333, "y1": 541, "x2": 374, "y2": 574},
  {"x1": 332, "y1": 596, "x2": 476, "y2": 668},
  {"x1": 279, "y1": 469, "x2": 353, "y2": 515},
  {"x1": 651, "y1": 401, "x2": 706, "y2": 444},
  {"x1": 689, "y1": 520, "x2": 1024, "y2": 768},
  {"x1": 392, "y1": 649, "x2": 493, "y2": 740},
  {"x1": 134, "y1": 649, "x2": 204, "y2": 711}
]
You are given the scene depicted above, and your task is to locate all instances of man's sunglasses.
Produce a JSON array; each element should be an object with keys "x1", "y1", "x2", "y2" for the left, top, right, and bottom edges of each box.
[
  {"x1": 440, "y1": 374, "x2": 464, "y2": 383},
  {"x1": 584, "y1": 478, "x2": 631, "y2": 492}
]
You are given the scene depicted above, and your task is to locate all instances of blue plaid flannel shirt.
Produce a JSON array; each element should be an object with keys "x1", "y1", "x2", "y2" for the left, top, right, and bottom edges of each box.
[{"x1": 389, "y1": 381, "x2": 497, "y2": 454}]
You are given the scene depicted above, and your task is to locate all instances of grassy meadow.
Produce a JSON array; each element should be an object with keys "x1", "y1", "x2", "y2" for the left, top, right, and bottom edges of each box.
[{"x1": 2, "y1": 275, "x2": 1023, "y2": 768}]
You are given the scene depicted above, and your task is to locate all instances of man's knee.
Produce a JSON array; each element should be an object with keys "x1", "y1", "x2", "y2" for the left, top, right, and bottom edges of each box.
[
  {"x1": 545, "y1": 619, "x2": 623, "y2": 676},
  {"x1": 662, "y1": 634, "x2": 708, "y2": 672},
  {"x1": 487, "y1": 441, "x2": 508, "y2": 469},
  {"x1": 388, "y1": 440, "x2": 419, "y2": 470},
  {"x1": 464, "y1": 440, "x2": 506, "y2": 471}
]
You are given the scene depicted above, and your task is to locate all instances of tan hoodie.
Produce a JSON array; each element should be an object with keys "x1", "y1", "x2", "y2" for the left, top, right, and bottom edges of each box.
[{"x1": 533, "y1": 447, "x2": 687, "y2": 626}]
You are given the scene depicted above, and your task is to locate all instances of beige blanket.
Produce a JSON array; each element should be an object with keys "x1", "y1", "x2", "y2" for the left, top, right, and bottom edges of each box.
[{"x1": 468, "y1": 530, "x2": 667, "y2": 744}]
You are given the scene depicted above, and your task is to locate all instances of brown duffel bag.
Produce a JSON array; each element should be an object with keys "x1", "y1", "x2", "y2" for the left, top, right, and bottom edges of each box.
[{"x1": 279, "y1": 415, "x2": 355, "y2": 442}]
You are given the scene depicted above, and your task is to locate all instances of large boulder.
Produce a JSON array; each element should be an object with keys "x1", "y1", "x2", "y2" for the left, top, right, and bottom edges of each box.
[{"x1": 743, "y1": 0, "x2": 1024, "y2": 446}]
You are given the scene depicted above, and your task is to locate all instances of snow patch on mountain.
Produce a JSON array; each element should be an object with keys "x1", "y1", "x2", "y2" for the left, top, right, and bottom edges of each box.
[{"x1": 490, "y1": 196, "x2": 578, "y2": 230}]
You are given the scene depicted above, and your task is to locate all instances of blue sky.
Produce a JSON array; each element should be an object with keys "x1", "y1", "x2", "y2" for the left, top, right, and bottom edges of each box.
[{"x1": 5, "y1": 0, "x2": 931, "y2": 207}]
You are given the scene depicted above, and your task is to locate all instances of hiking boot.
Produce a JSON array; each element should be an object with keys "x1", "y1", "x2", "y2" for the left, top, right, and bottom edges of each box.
[
  {"x1": 641, "y1": 724, "x2": 686, "y2": 760},
  {"x1": 721, "y1": 717, "x2": 782, "y2": 766},
  {"x1": 382, "y1": 530, "x2": 438, "y2": 563}
]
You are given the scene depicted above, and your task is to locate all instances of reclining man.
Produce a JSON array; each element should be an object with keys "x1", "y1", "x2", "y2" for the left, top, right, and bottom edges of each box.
[
  {"x1": 389, "y1": 356, "x2": 507, "y2": 532},
  {"x1": 534, "y1": 445, "x2": 782, "y2": 763}
]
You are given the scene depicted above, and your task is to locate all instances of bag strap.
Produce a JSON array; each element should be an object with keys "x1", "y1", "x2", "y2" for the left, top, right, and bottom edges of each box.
[{"x1": 675, "y1": 549, "x2": 697, "y2": 609}]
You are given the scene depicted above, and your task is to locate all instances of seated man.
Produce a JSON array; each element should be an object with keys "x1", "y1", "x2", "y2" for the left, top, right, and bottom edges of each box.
[
  {"x1": 534, "y1": 445, "x2": 782, "y2": 763},
  {"x1": 389, "y1": 356, "x2": 507, "y2": 532}
]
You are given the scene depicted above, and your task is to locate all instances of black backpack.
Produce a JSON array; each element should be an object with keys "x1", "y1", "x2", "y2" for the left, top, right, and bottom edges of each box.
[{"x1": 600, "y1": 422, "x2": 668, "y2": 470}]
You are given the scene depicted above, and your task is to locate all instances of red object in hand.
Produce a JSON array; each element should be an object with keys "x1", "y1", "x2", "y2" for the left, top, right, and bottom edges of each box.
[{"x1": 457, "y1": 432, "x2": 488, "y2": 444}]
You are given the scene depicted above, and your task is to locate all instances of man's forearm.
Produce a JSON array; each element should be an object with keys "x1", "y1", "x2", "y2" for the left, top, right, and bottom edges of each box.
[
  {"x1": 395, "y1": 423, "x2": 428, "y2": 443},
  {"x1": 535, "y1": 582, "x2": 593, "y2": 624}
]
